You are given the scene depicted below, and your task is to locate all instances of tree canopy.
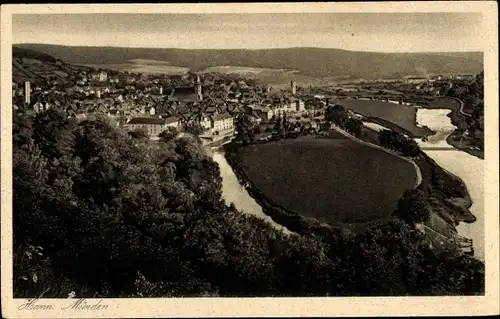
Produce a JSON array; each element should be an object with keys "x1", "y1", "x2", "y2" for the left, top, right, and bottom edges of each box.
[{"x1": 13, "y1": 108, "x2": 484, "y2": 298}]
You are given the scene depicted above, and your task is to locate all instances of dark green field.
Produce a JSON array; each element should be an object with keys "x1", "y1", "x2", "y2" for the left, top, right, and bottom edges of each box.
[
  {"x1": 334, "y1": 99, "x2": 430, "y2": 137},
  {"x1": 237, "y1": 134, "x2": 418, "y2": 224}
]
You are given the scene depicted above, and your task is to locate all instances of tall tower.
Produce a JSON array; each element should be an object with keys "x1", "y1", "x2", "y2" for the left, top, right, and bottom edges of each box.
[
  {"x1": 99, "y1": 71, "x2": 107, "y2": 82},
  {"x1": 196, "y1": 75, "x2": 203, "y2": 101},
  {"x1": 291, "y1": 80, "x2": 296, "y2": 96},
  {"x1": 24, "y1": 81, "x2": 31, "y2": 105}
]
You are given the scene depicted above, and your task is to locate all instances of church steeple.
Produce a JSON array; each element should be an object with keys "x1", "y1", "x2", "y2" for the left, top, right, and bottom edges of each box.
[{"x1": 196, "y1": 75, "x2": 203, "y2": 102}]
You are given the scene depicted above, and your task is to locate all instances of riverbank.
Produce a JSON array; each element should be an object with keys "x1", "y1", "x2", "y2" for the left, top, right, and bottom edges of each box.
[
  {"x1": 224, "y1": 120, "x2": 476, "y2": 255},
  {"x1": 356, "y1": 120, "x2": 476, "y2": 226},
  {"x1": 415, "y1": 108, "x2": 484, "y2": 261},
  {"x1": 446, "y1": 129, "x2": 484, "y2": 159},
  {"x1": 410, "y1": 96, "x2": 483, "y2": 159},
  {"x1": 356, "y1": 107, "x2": 480, "y2": 258},
  {"x1": 211, "y1": 152, "x2": 292, "y2": 235},
  {"x1": 223, "y1": 140, "x2": 350, "y2": 239},
  {"x1": 339, "y1": 123, "x2": 475, "y2": 228},
  {"x1": 225, "y1": 133, "x2": 411, "y2": 235},
  {"x1": 342, "y1": 95, "x2": 483, "y2": 159}
]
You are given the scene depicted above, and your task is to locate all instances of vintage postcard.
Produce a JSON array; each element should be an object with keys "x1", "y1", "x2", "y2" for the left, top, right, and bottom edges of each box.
[{"x1": 1, "y1": 2, "x2": 499, "y2": 318}]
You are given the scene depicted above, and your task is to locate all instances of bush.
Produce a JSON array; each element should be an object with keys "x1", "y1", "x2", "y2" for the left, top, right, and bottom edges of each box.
[
  {"x1": 128, "y1": 127, "x2": 149, "y2": 139},
  {"x1": 159, "y1": 126, "x2": 179, "y2": 142},
  {"x1": 394, "y1": 189, "x2": 430, "y2": 224}
]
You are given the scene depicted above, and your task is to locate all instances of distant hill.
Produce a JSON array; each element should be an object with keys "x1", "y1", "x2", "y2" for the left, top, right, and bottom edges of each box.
[
  {"x1": 14, "y1": 43, "x2": 483, "y2": 80},
  {"x1": 13, "y1": 47, "x2": 59, "y2": 64},
  {"x1": 12, "y1": 46, "x2": 90, "y2": 85}
]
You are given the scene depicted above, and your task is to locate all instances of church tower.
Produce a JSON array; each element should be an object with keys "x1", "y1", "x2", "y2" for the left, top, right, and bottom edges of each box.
[
  {"x1": 196, "y1": 75, "x2": 203, "y2": 102},
  {"x1": 24, "y1": 81, "x2": 31, "y2": 105}
]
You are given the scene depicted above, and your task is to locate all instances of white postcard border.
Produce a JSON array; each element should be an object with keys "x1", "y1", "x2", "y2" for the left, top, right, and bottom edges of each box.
[{"x1": 1, "y1": 2, "x2": 499, "y2": 318}]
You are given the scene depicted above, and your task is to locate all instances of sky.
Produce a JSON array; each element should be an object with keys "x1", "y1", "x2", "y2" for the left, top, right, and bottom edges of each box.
[{"x1": 12, "y1": 13, "x2": 484, "y2": 52}]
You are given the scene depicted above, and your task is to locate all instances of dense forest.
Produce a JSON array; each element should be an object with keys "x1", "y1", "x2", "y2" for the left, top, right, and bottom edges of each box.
[{"x1": 13, "y1": 108, "x2": 484, "y2": 298}]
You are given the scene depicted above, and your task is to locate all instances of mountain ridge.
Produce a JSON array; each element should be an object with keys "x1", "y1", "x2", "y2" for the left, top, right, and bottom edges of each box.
[
  {"x1": 14, "y1": 43, "x2": 483, "y2": 55},
  {"x1": 14, "y1": 43, "x2": 483, "y2": 79}
]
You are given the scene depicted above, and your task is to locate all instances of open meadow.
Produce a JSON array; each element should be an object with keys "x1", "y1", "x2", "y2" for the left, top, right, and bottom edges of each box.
[{"x1": 237, "y1": 134, "x2": 418, "y2": 224}]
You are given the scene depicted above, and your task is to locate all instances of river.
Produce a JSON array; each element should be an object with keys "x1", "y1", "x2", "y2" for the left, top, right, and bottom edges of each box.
[
  {"x1": 415, "y1": 109, "x2": 484, "y2": 261},
  {"x1": 211, "y1": 109, "x2": 484, "y2": 259},
  {"x1": 212, "y1": 151, "x2": 291, "y2": 234}
]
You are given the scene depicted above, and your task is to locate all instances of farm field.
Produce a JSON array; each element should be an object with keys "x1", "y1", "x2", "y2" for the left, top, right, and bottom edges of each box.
[
  {"x1": 130, "y1": 64, "x2": 189, "y2": 74},
  {"x1": 79, "y1": 63, "x2": 134, "y2": 71},
  {"x1": 333, "y1": 98, "x2": 433, "y2": 137},
  {"x1": 237, "y1": 134, "x2": 418, "y2": 224},
  {"x1": 201, "y1": 65, "x2": 292, "y2": 74},
  {"x1": 80, "y1": 61, "x2": 190, "y2": 74},
  {"x1": 128, "y1": 58, "x2": 173, "y2": 65},
  {"x1": 77, "y1": 61, "x2": 351, "y2": 87}
]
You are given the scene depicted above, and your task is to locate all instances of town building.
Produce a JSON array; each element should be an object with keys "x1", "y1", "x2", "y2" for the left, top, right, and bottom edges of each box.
[
  {"x1": 291, "y1": 80, "x2": 297, "y2": 95},
  {"x1": 124, "y1": 117, "x2": 179, "y2": 137},
  {"x1": 107, "y1": 109, "x2": 121, "y2": 118},
  {"x1": 404, "y1": 76, "x2": 428, "y2": 84},
  {"x1": 199, "y1": 113, "x2": 212, "y2": 131},
  {"x1": 210, "y1": 113, "x2": 234, "y2": 135},
  {"x1": 169, "y1": 75, "x2": 203, "y2": 103},
  {"x1": 164, "y1": 116, "x2": 180, "y2": 129},
  {"x1": 288, "y1": 99, "x2": 305, "y2": 112},
  {"x1": 99, "y1": 71, "x2": 107, "y2": 82},
  {"x1": 90, "y1": 71, "x2": 108, "y2": 82},
  {"x1": 250, "y1": 105, "x2": 274, "y2": 121},
  {"x1": 33, "y1": 101, "x2": 50, "y2": 114}
]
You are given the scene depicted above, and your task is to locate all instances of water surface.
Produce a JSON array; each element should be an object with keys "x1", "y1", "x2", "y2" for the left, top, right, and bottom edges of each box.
[
  {"x1": 415, "y1": 108, "x2": 484, "y2": 261},
  {"x1": 212, "y1": 151, "x2": 291, "y2": 234}
]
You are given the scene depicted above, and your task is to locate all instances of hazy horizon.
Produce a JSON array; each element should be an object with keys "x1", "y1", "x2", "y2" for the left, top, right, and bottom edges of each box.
[{"x1": 13, "y1": 13, "x2": 484, "y2": 53}]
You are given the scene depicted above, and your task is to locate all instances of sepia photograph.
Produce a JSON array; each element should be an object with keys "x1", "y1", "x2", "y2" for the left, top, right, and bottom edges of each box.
[{"x1": 1, "y1": 2, "x2": 499, "y2": 318}]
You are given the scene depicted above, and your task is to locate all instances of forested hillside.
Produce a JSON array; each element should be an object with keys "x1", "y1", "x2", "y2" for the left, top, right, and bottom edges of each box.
[
  {"x1": 446, "y1": 72, "x2": 484, "y2": 150},
  {"x1": 14, "y1": 44, "x2": 483, "y2": 79},
  {"x1": 12, "y1": 46, "x2": 90, "y2": 85},
  {"x1": 13, "y1": 108, "x2": 484, "y2": 297}
]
